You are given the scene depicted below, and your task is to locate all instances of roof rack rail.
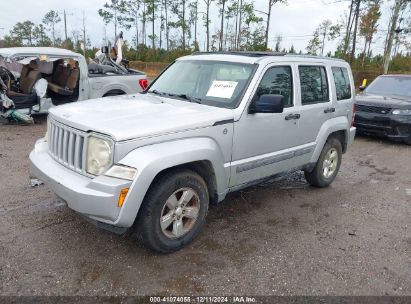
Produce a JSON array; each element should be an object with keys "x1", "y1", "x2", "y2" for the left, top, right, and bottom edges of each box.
[
  {"x1": 191, "y1": 51, "x2": 287, "y2": 57},
  {"x1": 284, "y1": 54, "x2": 346, "y2": 62},
  {"x1": 191, "y1": 51, "x2": 347, "y2": 62}
]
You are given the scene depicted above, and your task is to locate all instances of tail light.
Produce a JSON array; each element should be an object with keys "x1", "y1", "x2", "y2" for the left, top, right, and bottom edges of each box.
[
  {"x1": 139, "y1": 79, "x2": 148, "y2": 91},
  {"x1": 351, "y1": 103, "x2": 356, "y2": 127}
]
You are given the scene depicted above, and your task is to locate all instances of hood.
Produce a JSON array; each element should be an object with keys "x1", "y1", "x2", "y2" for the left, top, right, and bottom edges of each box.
[
  {"x1": 49, "y1": 94, "x2": 234, "y2": 141},
  {"x1": 355, "y1": 93, "x2": 411, "y2": 108}
]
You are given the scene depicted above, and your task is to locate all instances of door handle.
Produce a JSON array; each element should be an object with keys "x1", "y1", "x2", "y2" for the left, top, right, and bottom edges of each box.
[
  {"x1": 324, "y1": 107, "x2": 335, "y2": 113},
  {"x1": 285, "y1": 113, "x2": 300, "y2": 120}
]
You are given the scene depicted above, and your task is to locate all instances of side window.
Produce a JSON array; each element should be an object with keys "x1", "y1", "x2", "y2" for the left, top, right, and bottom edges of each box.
[
  {"x1": 332, "y1": 67, "x2": 352, "y2": 100},
  {"x1": 299, "y1": 66, "x2": 329, "y2": 105},
  {"x1": 255, "y1": 66, "x2": 293, "y2": 107}
]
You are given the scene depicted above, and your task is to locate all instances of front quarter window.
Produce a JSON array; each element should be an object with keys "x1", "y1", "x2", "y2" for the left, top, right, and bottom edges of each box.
[
  {"x1": 148, "y1": 60, "x2": 256, "y2": 108},
  {"x1": 255, "y1": 66, "x2": 293, "y2": 107}
]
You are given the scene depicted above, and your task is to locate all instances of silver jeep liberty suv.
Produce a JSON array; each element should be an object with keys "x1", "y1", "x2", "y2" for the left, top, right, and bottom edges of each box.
[{"x1": 30, "y1": 52, "x2": 356, "y2": 253}]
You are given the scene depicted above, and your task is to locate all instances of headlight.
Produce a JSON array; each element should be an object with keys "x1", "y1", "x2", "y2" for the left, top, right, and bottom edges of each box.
[
  {"x1": 105, "y1": 165, "x2": 137, "y2": 181},
  {"x1": 86, "y1": 136, "x2": 113, "y2": 175},
  {"x1": 392, "y1": 109, "x2": 411, "y2": 115}
]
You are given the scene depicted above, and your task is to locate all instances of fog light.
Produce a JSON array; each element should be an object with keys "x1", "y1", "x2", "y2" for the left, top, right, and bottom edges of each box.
[{"x1": 118, "y1": 188, "x2": 129, "y2": 207}]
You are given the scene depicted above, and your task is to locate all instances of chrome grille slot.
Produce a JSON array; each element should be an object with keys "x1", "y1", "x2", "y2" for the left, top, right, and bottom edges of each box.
[{"x1": 48, "y1": 119, "x2": 86, "y2": 174}]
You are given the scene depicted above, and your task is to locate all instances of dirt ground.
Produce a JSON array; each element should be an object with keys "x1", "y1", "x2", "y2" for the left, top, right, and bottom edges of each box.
[{"x1": 0, "y1": 116, "x2": 410, "y2": 296}]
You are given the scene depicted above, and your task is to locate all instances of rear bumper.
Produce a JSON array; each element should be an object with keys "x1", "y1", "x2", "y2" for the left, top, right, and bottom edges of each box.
[
  {"x1": 354, "y1": 112, "x2": 411, "y2": 142},
  {"x1": 29, "y1": 139, "x2": 132, "y2": 226}
]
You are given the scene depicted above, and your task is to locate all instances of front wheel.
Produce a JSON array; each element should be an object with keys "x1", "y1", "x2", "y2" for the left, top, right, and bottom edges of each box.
[
  {"x1": 304, "y1": 137, "x2": 342, "y2": 187},
  {"x1": 137, "y1": 169, "x2": 209, "y2": 253}
]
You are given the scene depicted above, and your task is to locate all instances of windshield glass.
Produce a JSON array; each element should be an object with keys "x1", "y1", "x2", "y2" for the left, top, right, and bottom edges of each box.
[
  {"x1": 148, "y1": 60, "x2": 256, "y2": 108},
  {"x1": 365, "y1": 76, "x2": 411, "y2": 98}
]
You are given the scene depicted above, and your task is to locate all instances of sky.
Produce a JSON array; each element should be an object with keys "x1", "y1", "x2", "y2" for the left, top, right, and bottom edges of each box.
[{"x1": 0, "y1": 0, "x2": 398, "y2": 55}]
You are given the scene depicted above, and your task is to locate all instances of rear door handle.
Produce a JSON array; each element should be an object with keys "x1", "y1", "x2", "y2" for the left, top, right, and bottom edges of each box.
[
  {"x1": 285, "y1": 114, "x2": 300, "y2": 120},
  {"x1": 324, "y1": 107, "x2": 335, "y2": 113}
]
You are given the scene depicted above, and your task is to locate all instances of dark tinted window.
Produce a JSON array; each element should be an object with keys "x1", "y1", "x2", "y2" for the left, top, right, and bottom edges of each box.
[
  {"x1": 299, "y1": 66, "x2": 329, "y2": 105},
  {"x1": 332, "y1": 67, "x2": 351, "y2": 100},
  {"x1": 255, "y1": 66, "x2": 293, "y2": 107}
]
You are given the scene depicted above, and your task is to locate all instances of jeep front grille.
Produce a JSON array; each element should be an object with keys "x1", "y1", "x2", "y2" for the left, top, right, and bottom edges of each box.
[{"x1": 48, "y1": 119, "x2": 86, "y2": 173}]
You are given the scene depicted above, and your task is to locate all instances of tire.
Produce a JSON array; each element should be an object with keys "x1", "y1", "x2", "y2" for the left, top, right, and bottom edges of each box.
[
  {"x1": 304, "y1": 137, "x2": 342, "y2": 188},
  {"x1": 404, "y1": 136, "x2": 411, "y2": 145},
  {"x1": 137, "y1": 169, "x2": 209, "y2": 253}
]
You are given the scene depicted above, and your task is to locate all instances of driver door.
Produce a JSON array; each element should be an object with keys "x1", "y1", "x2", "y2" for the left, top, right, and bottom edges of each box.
[{"x1": 230, "y1": 64, "x2": 305, "y2": 187}]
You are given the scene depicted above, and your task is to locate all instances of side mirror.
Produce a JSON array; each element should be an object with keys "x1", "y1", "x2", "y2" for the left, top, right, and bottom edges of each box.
[
  {"x1": 359, "y1": 85, "x2": 366, "y2": 91},
  {"x1": 101, "y1": 46, "x2": 109, "y2": 54},
  {"x1": 249, "y1": 94, "x2": 284, "y2": 114}
]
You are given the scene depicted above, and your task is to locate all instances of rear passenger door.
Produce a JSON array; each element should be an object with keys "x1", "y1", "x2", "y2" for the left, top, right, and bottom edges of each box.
[{"x1": 297, "y1": 64, "x2": 335, "y2": 147}]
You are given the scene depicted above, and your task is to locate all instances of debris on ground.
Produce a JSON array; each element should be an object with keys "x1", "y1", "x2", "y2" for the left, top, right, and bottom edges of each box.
[
  {"x1": 0, "y1": 78, "x2": 34, "y2": 124},
  {"x1": 30, "y1": 178, "x2": 44, "y2": 187}
]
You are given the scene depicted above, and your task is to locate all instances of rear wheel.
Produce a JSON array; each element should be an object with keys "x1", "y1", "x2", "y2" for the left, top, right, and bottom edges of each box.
[
  {"x1": 304, "y1": 137, "x2": 342, "y2": 187},
  {"x1": 137, "y1": 169, "x2": 209, "y2": 253}
]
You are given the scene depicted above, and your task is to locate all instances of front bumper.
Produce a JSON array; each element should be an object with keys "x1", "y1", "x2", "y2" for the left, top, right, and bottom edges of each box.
[
  {"x1": 354, "y1": 112, "x2": 411, "y2": 142},
  {"x1": 30, "y1": 139, "x2": 132, "y2": 226}
]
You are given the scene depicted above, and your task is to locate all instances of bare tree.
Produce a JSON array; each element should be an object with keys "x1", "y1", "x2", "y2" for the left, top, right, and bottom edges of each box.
[
  {"x1": 343, "y1": 0, "x2": 355, "y2": 55},
  {"x1": 146, "y1": 0, "x2": 157, "y2": 49},
  {"x1": 359, "y1": 0, "x2": 381, "y2": 66},
  {"x1": 349, "y1": 0, "x2": 361, "y2": 64},
  {"x1": 98, "y1": 0, "x2": 128, "y2": 38},
  {"x1": 203, "y1": 0, "x2": 214, "y2": 51},
  {"x1": 164, "y1": 0, "x2": 170, "y2": 50},
  {"x1": 383, "y1": 0, "x2": 409, "y2": 73},
  {"x1": 123, "y1": 0, "x2": 141, "y2": 50},
  {"x1": 218, "y1": 0, "x2": 228, "y2": 50},
  {"x1": 264, "y1": 0, "x2": 286, "y2": 49},
  {"x1": 43, "y1": 10, "x2": 61, "y2": 46},
  {"x1": 237, "y1": 0, "x2": 243, "y2": 49},
  {"x1": 170, "y1": 0, "x2": 189, "y2": 50}
]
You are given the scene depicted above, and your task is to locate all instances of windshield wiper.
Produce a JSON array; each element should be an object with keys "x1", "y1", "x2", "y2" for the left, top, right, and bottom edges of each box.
[
  {"x1": 167, "y1": 93, "x2": 202, "y2": 104},
  {"x1": 148, "y1": 91, "x2": 203, "y2": 104},
  {"x1": 148, "y1": 89, "x2": 166, "y2": 96}
]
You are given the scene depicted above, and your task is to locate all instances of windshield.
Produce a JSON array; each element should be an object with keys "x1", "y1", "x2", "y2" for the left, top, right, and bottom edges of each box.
[
  {"x1": 365, "y1": 76, "x2": 411, "y2": 98},
  {"x1": 148, "y1": 60, "x2": 256, "y2": 108}
]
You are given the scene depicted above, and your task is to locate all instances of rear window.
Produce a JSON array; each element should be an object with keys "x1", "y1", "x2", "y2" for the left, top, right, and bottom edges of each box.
[{"x1": 332, "y1": 67, "x2": 351, "y2": 100}]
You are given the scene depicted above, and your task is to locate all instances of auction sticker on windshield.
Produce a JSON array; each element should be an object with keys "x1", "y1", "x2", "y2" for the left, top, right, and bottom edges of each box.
[{"x1": 206, "y1": 80, "x2": 238, "y2": 99}]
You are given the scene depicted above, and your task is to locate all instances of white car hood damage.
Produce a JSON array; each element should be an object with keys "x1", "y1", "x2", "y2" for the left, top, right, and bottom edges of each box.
[{"x1": 49, "y1": 94, "x2": 234, "y2": 141}]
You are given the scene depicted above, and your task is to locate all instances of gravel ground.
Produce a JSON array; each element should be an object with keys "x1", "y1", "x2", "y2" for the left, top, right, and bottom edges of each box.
[{"x1": 0, "y1": 116, "x2": 410, "y2": 296}]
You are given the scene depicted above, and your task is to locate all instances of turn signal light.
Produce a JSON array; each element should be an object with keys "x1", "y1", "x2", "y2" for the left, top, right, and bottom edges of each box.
[{"x1": 117, "y1": 188, "x2": 129, "y2": 207}]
